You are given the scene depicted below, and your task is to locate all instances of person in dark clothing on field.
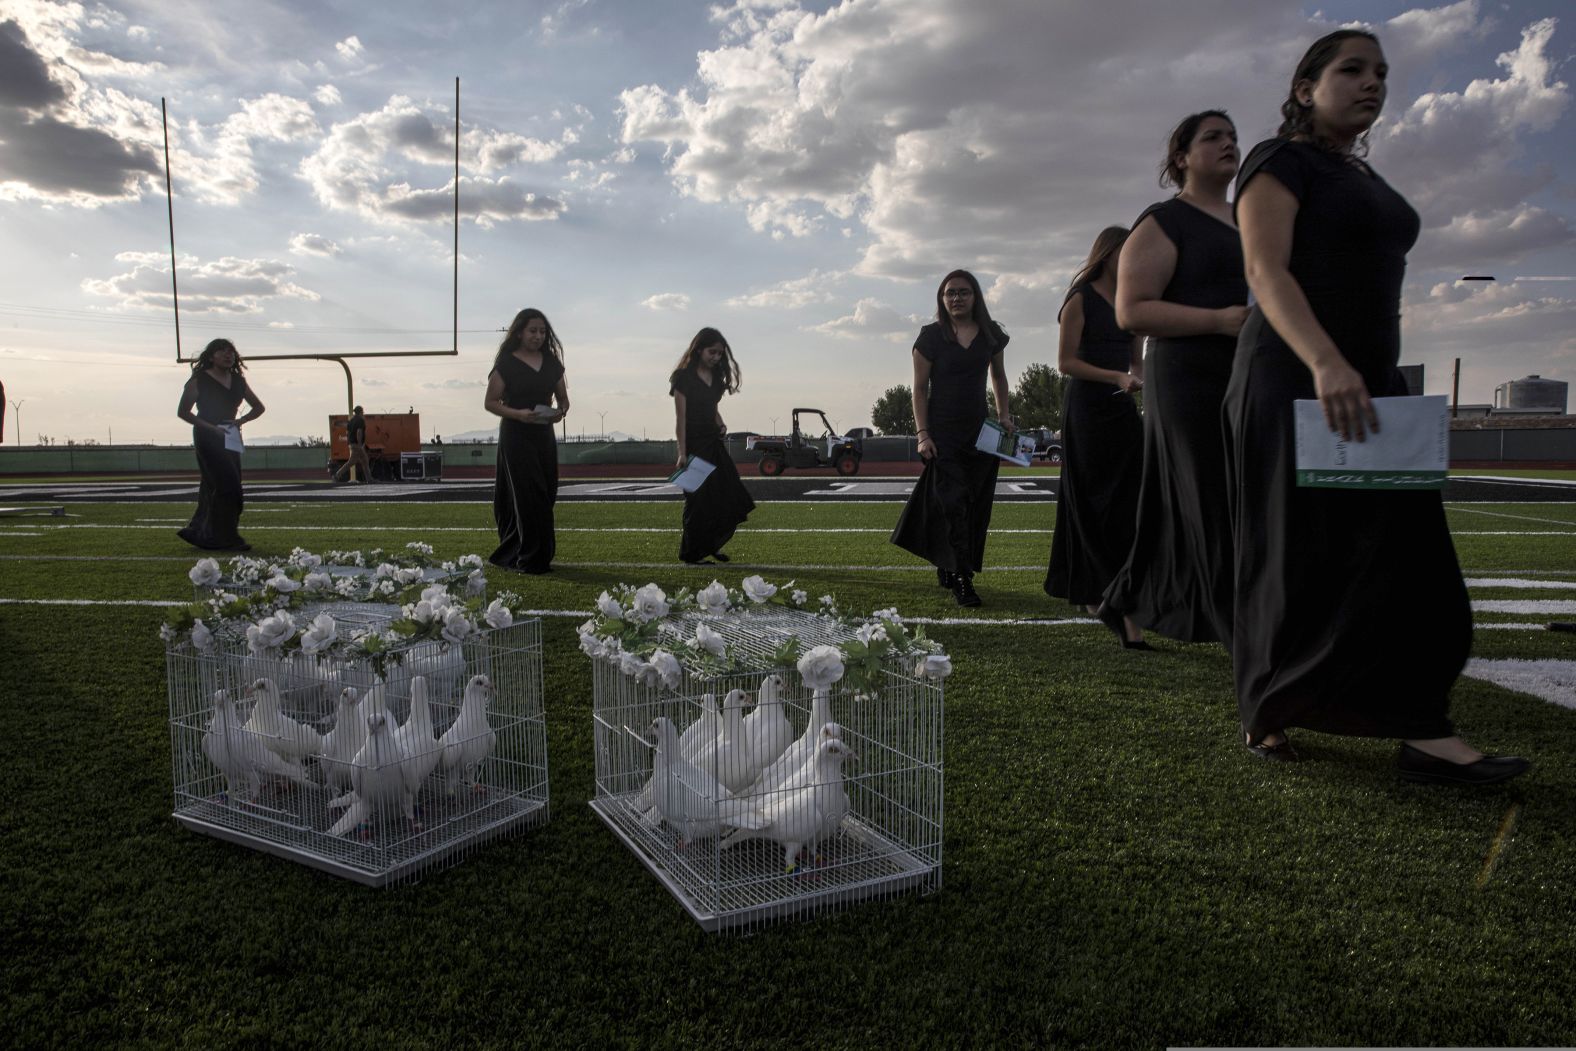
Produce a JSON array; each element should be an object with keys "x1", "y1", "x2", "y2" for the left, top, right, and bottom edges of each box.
[
  {"x1": 176, "y1": 338, "x2": 264, "y2": 552},
  {"x1": 334, "y1": 405, "x2": 372, "y2": 484}
]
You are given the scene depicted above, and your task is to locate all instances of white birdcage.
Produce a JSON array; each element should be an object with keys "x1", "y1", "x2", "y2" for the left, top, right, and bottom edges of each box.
[
  {"x1": 167, "y1": 601, "x2": 548, "y2": 885},
  {"x1": 590, "y1": 607, "x2": 944, "y2": 931}
]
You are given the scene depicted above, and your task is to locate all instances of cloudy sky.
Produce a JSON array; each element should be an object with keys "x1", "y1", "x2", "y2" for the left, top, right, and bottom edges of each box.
[{"x1": 0, "y1": 0, "x2": 1571, "y2": 445}]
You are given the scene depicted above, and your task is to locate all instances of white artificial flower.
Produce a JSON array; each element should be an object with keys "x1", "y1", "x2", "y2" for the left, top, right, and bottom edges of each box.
[
  {"x1": 696, "y1": 580, "x2": 730, "y2": 616},
  {"x1": 856, "y1": 622, "x2": 888, "y2": 646},
  {"x1": 299, "y1": 613, "x2": 338, "y2": 655},
  {"x1": 916, "y1": 653, "x2": 953, "y2": 680},
  {"x1": 797, "y1": 644, "x2": 845, "y2": 689},
  {"x1": 874, "y1": 607, "x2": 903, "y2": 625},
  {"x1": 465, "y1": 569, "x2": 486, "y2": 597},
  {"x1": 335, "y1": 576, "x2": 359, "y2": 597},
  {"x1": 694, "y1": 623, "x2": 727, "y2": 657},
  {"x1": 410, "y1": 600, "x2": 439, "y2": 625},
  {"x1": 303, "y1": 571, "x2": 332, "y2": 592},
  {"x1": 483, "y1": 598, "x2": 513, "y2": 630},
  {"x1": 373, "y1": 562, "x2": 398, "y2": 579},
  {"x1": 741, "y1": 575, "x2": 777, "y2": 603},
  {"x1": 578, "y1": 631, "x2": 606, "y2": 659},
  {"x1": 459, "y1": 553, "x2": 484, "y2": 569},
  {"x1": 266, "y1": 574, "x2": 301, "y2": 594},
  {"x1": 618, "y1": 651, "x2": 646, "y2": 678},
  {"x1": 188, "y1": 558, "x2": 222, "y2": 587},
  {"x1": 406, "y1": 541, "x2": 434, "y2": 556},
  {"x1": 791, "y1": 589, "x2": 808, "y2": 606},
  {"x1": 288, "y1": 547, "x2": 322, "y2": 570},
  {"x1": 596, "y1": 591, "x2": 625, "y2": 621},
  {"x1": 190, "y1": 619, "x2": 214, "y2": 651},
  {"x1": 440, "y1": 608, "x2": 473, "y2": 645},
  {"x1": 630, "y1": 583, "x2": 670, "y2": 622},
  {"x1": 819, "y1": 595, "x2": 835, "y2": 608},
  {"x1": 648, "y1": 648, "x2": 683, "y2": 690},
  {"x1": 420, "y1": 583, "x2": 452, "y2": 606},
  {"x1": 376, "y1": 579, "x2": 398, "y2": 596},
  {"x1": 395, "y1": 567, "x2": 424, "y2": 585},
  {"x1": 158, "y1": 623, "x2": 178, "y2": 644},
  {"x1": 246, "y1": 610, "x2": 297, "y2": 655}
]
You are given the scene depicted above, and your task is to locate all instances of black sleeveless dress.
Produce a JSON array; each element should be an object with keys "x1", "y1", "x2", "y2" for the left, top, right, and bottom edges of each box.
[
  {"x1": 178, "y1": 370, "x2": 250, "y2": 550},
  {"x1": 670, "y1": 366, "x2": 755, "y2": 562},
  {"x1": 890, "y1": 321, "x2": 1008, "y2": 575},
  {"x1": 490, "y1": 352, "x2": 563, "y2": 573},
  {"x1": 1227, "y1": 139, "x2": 1465, "y2": 741},
  {"x1": 1045, "y1": 286, "x2": 1142, "y2": 605},
  {"x1": 1102, "y1": 198, "x2": 1245, "y2": 647}
]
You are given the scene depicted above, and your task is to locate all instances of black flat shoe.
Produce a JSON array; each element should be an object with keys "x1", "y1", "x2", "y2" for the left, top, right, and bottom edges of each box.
[
  {"x1": 713, "y1": 552, "x2": 730, "y2": 563},
  {"x1": 1397, "y1": 743, "x2": 1530, "y2": 786},
  {"x1": 1245, "y1": 733, "x2": 1299, "y2": 762},
  {"x1": 936, "y1": 567, "x2": 956, "y2": 589},
  {"x1": 1096, "y1": 603, "x2": 1153, "y2": 651},
  {"x1": 953, "y1": 574, "x2": 980, "y2": 607}
]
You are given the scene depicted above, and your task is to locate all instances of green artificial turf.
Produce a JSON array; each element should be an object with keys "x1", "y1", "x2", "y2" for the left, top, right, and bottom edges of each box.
[{"x1": 1, "y1": 498, "x2": 1573, "y2": 1046}]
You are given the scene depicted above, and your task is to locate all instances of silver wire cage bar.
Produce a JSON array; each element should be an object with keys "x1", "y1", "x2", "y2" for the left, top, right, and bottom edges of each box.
[
  {"x1": 590, "y1": 607, "x2": 944, "y2": 931},
  {"x1": 167, "y1": 602, "x2": 548, "y2": 886}
]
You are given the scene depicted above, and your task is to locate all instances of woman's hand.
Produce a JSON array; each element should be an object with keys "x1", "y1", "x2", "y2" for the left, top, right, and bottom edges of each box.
[
  {"x1": 515, "y1": 408, "x2": 539, "y2": 423},
  {"x1": 998, "y1": 412, "x2": 1016, "y2": 433},
  {"x1": 1113, "y1": 373, "x2": 1143, "y2": 394},
  {"x1": 1312, "y1": 356, "x2": 1378, "y2": 442},
  {"x1": 916, "y1": 434, "x2": 937, "y2": 461},
  {"x1": 1214, "y1": 305, "x2": 1250, "y2": 337},
  {"x1": 675, "y1": 452, "x2": 687, "y2": 469}
]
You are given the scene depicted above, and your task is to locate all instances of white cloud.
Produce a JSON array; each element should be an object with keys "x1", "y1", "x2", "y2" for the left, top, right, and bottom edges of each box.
[
  {"x1": 1412, "y1": 205, "x2": 1576, "y2": 270},
  {"x1": 727, "y1": 268, "x2": 843, "y2": 309},
  {"x1": 314, "y1": 84, "x2": 343, "y2": 107},
  {"x1": 642, "y1": 292, "x2": 691, "y2": 311},
  {"x1": 335, "y1": 35, "x2": 364, "y2": 61},
  {"x1": 807, "y1": 297, "x2": 917, "y2": 341},
  {"x1": 82, "y1": 252, "x2": 321, "y2": 314},
  {"x1": 422, "y1": 377, "x2": 486, "y2": 390},
  {"x1": 288, "y1": 232, "x2": 343, "y2": 258}
]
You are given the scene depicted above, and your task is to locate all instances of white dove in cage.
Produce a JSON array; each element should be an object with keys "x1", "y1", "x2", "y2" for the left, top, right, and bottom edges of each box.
[
  {"x1": 646, "y1": 716, "x2": 767, "y2": 846},
  {"x1": 202, "y1": 688, "x2": 313, "y2": 800},
  {"x1": 742, "y1": 673, "x2": 793, "y2": 770},
  {"x1": 728, "y1": 736, "x2": 856, "y2": 871},
  {"x1": 318, "y1": 686, "x2": 366, "y2": 794},
  {"x1": 242, "y1": 677, "x2": 325, "y2": 762},
  {"x1": 740, "y1": 683, "x2": 835, "y2": 798},
  {"x1": 327, "y1": 709, "x2": 415, "y2": 836},
  {"x1": 439, "y1": 674, "x2": 496, "y2": 796},
  {"x1": 687, "y1": 689, "x2": 756, "y2": 795},
  {"x1": 394, "y1": 675, "x2": 442, "y2": 800},
  {"x1": 677, "y1": 693, "x2": 720, "y2": 762}
]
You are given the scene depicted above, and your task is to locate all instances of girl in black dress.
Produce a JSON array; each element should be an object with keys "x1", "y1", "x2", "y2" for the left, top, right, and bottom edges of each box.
[
  {"x1": 485, "y1": 308, "x2": 569, "y2": 574},
  {"x1": 1101, "y1": 111, "x2": 1248, "y2": 649},
  {"x1": 1044, "y1": 227, "x2": 1147, "y2": 647},
  {"x1": 670, "y1": 327, "x2": 755, "y2": 564},
  {"x1": 1229, "y1": 30, "x2": 1527, "y2": 783},
  {"x1": 175, "y1": 338, "x2": 264, "y2": 552},
  {"x1": 890, "y1": 270, "x2": 1013, "y2": 607}
]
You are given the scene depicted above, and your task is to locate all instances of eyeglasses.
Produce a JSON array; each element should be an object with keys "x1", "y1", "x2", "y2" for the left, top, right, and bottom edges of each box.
[{"x1": 943, "y1": 289, "x2": 973, "y2": 299}]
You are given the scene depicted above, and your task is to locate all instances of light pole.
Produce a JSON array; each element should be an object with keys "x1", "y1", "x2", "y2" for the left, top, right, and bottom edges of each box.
[
  {"x1": 9, "y1": 400, "x2": 22, "y2": 445},
  {"x1": 598, "y1": 410, "x2": 607, "y2": 437},
  {"x1": 770, "y1": 416, "x2": 779, "y2": 435}
]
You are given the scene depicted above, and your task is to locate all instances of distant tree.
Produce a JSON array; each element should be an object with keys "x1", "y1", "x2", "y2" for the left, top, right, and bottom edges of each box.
[
  {"x1": 1013, "y1": 363, "x2": 1067, "y2": 431},
  {"x1": 871, "y1": 385, "x2": 916, "y2": 435},
  {"x1": 295, "y1": 436, "x2": 328, "y2": 447}
]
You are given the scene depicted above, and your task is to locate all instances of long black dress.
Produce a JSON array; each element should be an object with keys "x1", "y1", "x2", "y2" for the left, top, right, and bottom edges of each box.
[
  {"x1": 1227, "y1": 139, "x2": 1466, "y2": 741},
  {"x1": 671, "y1": 367, "x2": 755, "y2": 563},
  {"x1": 490, "y1": 352, "x2": 563, "y2": 573},
  {"x1": 1045, "y1": 286, "x2": 1142, "y2": 605},
  {"x1": 178, "y1": 371, "x2": 251, "y2": 550},
  {"x1": 1102, "y1": 198, "x2": 1246, "y2": 647},
  {"x1": 890, "y1": 321, "x2": 1008, "y2": 574}
]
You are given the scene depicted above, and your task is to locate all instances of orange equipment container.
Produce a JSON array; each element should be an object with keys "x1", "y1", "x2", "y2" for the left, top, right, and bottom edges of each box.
[{"x1": 329, "y1": 413, "x2": 421, "y2": 466}]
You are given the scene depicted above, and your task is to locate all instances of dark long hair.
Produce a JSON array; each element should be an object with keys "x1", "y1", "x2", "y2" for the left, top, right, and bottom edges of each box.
[
  {"x1": 494, "y1": 308, "x2": 563, "y2": 370},
  {"x1": 934, "y1": 269, "x2": 1004, "y2": 349},
  {"x1": 671, "y1": 327, "x2": 741, "y2": 394},
  {"x1": 1159, "y1": 110, "x2": 1233, "y2": 189},
  {"x1": 191, "y1": 338, "x2": 243, "y2": 374},
  {"x1": 1061, "y1": 226, "x2": 1129, "y2": 312},
  {"x1": 1278, "y1": 29, "x2": 1381, "y2": 153}
]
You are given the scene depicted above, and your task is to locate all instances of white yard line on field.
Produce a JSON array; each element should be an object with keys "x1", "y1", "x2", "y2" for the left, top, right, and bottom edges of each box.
[{"x1": 1448, "y1": 506, "x2": 1576, "y2": 527}]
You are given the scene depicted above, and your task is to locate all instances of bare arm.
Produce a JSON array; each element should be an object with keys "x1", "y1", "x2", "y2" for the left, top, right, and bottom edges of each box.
[
  {"x1": 1058, "y1": 292, "x2": 1141, "y2": 392},
  {"x1": 911, "y1": 349, "x2": 935, "y2": 460},
  {"x1": 176, "y1": 378, "x2": 227, "y2": 436},
  {"x1": 1238, "y1": 173, "x2": 1376, "y2": 440},
  {"x1": 235, "y1": 384, "x2": 265, "y2": 427},
  {"x1": 989, "y1": 350, "x2": 1014, "y2": 431},
  {"x1": 484, "y1": 370, "x2": 534, "y2": 423},
  {"x1": 1115, "y1": 215, "x2": 1247, "y2": 339},
  {"x1": 673, "y1": 390, "x2": 688, "y2": 467}
]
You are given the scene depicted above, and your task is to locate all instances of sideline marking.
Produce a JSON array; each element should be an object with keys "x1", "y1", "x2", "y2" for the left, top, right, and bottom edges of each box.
[
  {"x1": 1461, "y1": 658, "x2": 1576, "y2": 709},
  {"x1": 1476, "y1": 804, "x2": 1522, "y2": 890},
  {"x1": 1450, "y1": 506, "x2": 1576, "y2": 527}
]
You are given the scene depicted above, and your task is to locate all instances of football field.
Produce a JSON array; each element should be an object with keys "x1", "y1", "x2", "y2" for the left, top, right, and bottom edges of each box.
[{"x1": 2, "y1": 487, "x2": 1573, "y2": 1046}]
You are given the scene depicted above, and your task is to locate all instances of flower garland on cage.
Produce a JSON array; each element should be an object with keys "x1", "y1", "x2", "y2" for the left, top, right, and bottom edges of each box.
[
  {"x1": 576, "y1": 575, "x2": 952, "y2": 699},
  {"x1": 160, "y1": 544, "x2": 519, "y2": 677}
]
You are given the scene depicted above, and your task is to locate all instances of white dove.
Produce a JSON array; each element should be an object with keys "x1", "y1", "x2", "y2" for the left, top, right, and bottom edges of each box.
[
  {"x1": 317, "y1": 686, "x2": 366, "y2": 794},
  {"x1": 728, "y1": 737, "x2": 856, "y2": 871},
  {"x1": 740, "y1": 686, "x2": 836, "y2": 799},
  {"x1": 645, "y1": 716, "x2": 767, "y2": 846},
  {"x1": 686, "y1": 689, "x2": 755, "y2": 794},
  {"x1": 242, "y1": 676, "x2": 325, "y2": 762},
  {"x1": 742, "y1": 673, "x2": 794, "y2": 771},
  {"x1": 438, "y1": 674, "x2": 496, "y2": 796},
  {"x1": 677, "y1": 693, "x2": 721, "y2": 762},
  {"x1": 327, "y1": 709, "x2": 413, "y2": 836},
  {"x1": 394, "y1": 674, "x2": 442, "y2": 800},
  {"x1": 202, "y1": 688, "x2": 313, "y2": 800}
]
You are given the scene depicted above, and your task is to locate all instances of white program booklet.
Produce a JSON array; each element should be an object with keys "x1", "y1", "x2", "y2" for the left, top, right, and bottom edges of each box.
[
  {"x1": 1293, "y1": 394, "x2": 1448, "y2": 489},
  {"x1": 668, "y1": 455, "x2": 716, "y2": 492},
  {"x1": 975, "y1": 419, "x2": 1035, "y2": 467},
  {"x1": 531, "y1": 404, "x2": 562, "y2": 423},
  {"x1": 222, "y1": 423, "x2": 244, "y2": 454}
]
